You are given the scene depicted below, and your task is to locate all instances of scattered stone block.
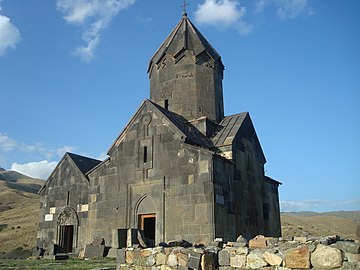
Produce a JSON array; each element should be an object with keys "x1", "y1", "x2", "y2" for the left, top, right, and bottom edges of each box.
[
  {"x1": 230, "y1": 254, "x2": 246, "y2": 268},
  {"x1": 236, "y1": 235, "x2": 248, "y2": 246},
  {"x1": 249, "y1": 235, "x2": 267, "y2": 249},
  {"x1": 345, "y1": 252, "x2": 360, "y2": 263},
  {"x1": 107, "y1": 247, "x2": 117, "y2": 258},
  {"x1": 168, "y1": 239, "x2": 192, "y2": 247},
  {"x1": 160, "y1": 265, "x2": 173, "y2": 270},
  {"x1": 218, "y1": 249, "x2": 230, "y2": 266},
  {"x1": 246, "y1": 252, "x2": 267, "y2": 269},
  {"x1": 311, "y1": 244, "x2": 343, "y2": 269},
  {"x1": 236, "y1": 247, "x2": 248, "y2": 255},
  {"x1": 201, "y1": 253, "x2": 216, "y2": 270},
  {"x1": 187, "y1": 252, "x2": 201, "y2": 269},
  {"x1": 126, "y1": 249, "x2": 137, "y2": 264},
  {"x1": 335, "y1": 241, "x2": 360, "y2": 254},
  {"x1": 156, "y1": 252, "x2": 168, "y2": 265},
  {"x1": 146, "y1": 255, "x2": 156, "y2": 266},
  {"x1": 177, "y1": 252, "x2": 189, "y2": 267},
  {"x1": 140, "y1": 248, "x2": 153, "y2": 257},
  {"x1": 84, "y1": 244, "x2": 105, "y2": 258},
  {"x1": 266, "y1": 237, "x2": 279, "y2": 246},
  {"x1": 263, "y1": 251, "x2": 283, "y2": 266},
  {"x1": 226, "y1": 242, "x2": 246, "y2": 248},
  {"x1": 320, "y1": 235, "x2": 340, "y2": 245},
  {"x1": 117, "y1": 248, "x2": 126, "y2": 265},
  {"x1": 167, "y1": 253, "x2": 178, "y2": 267},
  {"x1": 285, "y1": 245, "x2": 310, "y2": 269},
  {"x1": 219, "y1": 267, "x2": 233, "y2": 270},
  {"x1": 294, "y1": 236, "x2": 307, "y2": 243}
]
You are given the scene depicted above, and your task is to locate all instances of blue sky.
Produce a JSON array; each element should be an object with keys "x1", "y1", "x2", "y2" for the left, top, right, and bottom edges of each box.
[{"x1": 0, "y1": 0, "x2": 359, "y2": 212}]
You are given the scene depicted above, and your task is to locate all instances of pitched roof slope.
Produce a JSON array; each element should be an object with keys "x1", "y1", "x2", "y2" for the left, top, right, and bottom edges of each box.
[
  {"x1": 211, "y1": 112, "x2": 266, "y2": 163},
  {"x1": 67, "y1": 152, "x2": 101, "y2": 175},
  {"x1": 212, "y1": 112, "x2": 247, "y2": 147},
  {"x1": 148, "y1": 13, "x2": 223, "y2": 70},
  {"x1": 107, "y1": 99, "x2": 214, "y2": 155},
  {"x1": 150, "y1": 100, "x2": 214, "y2": 149}
]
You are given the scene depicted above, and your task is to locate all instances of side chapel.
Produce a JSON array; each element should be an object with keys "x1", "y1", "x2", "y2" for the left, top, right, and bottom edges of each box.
[{"x1": 37, "y1": 13, "x2": 281, "y2": 255}]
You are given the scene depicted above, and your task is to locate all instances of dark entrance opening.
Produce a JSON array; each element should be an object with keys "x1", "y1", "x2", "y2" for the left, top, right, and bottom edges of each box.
[
  {"x1": 59, "y1": 225, "x2": 74, "y2": 253},
  {"x1": 138, "y1": 213, "x2": 156, "y2": 244}
]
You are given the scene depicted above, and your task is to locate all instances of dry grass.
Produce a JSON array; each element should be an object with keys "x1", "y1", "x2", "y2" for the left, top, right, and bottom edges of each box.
[
  {"x1": 281, "y1": 213, "x2": 360, "y2": 239},
  {"x1": 0, "y1": 186, "x2": 40, "y2": 254}
]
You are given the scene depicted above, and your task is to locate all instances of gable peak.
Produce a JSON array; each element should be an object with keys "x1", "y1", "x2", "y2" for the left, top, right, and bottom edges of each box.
[{"x1": 149, "y1": 15, "x2": 223, "y2": 71}]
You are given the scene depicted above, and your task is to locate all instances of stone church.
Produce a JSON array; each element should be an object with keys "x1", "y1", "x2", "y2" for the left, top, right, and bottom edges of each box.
[{"x1": 37, "y1": 13, "x2": 281, "y2": 255}]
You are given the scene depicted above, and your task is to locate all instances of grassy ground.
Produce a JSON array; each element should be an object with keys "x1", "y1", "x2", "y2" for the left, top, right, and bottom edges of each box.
[{"x1": 0, "y1": 258, "x2": 116, "y2": 270}]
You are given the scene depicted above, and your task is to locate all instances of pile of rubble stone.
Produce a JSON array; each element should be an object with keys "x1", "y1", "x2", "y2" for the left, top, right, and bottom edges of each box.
[{"x1": 116, "y1": 235, "x2": 359, "y2": 269}]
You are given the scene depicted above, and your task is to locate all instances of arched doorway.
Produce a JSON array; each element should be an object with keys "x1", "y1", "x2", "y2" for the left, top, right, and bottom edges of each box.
[
  {"x1": 135, "y1": 195, "x2": 157, "y2": 245},
  {"x1": 57, "y1": 207, "x2": 78, "y2": 253}
]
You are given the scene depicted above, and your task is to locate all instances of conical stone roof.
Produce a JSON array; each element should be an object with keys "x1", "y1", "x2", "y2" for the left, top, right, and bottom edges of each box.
[{"x1": 148, "y1": 13, "x2": 223, "y2": 70}]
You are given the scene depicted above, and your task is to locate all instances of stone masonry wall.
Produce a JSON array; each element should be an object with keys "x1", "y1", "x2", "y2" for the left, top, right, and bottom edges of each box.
[{"x1": 116, "y1": 235, "x2": 360, "y2": 270}]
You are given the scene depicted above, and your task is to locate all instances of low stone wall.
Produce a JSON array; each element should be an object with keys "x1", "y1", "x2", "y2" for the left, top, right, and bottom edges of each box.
[{"x1": 116, "y1": 236, "x2": 360, "y2": 270}]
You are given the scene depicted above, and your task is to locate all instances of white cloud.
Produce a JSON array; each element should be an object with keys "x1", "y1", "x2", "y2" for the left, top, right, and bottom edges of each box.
[
  {"x1": 195, "y1": 0, "x2": 247, "y2": 27},
  {"x1": 0, "y1": 132, "x2": 78, "y2": 169},
  {"x1": 11, "y1": 160, "x2": 57, "y2": 179},
  {"x1": 96, "y1": 151, "x2": 108, "y2": 160},
  {"x1": 194, "y1": 0, "x2": 253, "y2": 35},
  {"x1": 56, "y1": 145, "x2": 77, "y2": 156},
  {"x1": 254, "y1": 0, "x2": 270, "y2": 14},
  {"x1": 0, "y1": 2, "x2": 21, "y2": 57},
  {"x1": 276, "y1": 0, "x2": 311, "y2": 20},
  {"x1": 0, "y1": 132, "x2": 17, "y2": 151},
  {"x1": 254, "y1": 0, "x2": 313, "y2": 19},
  {"x1": 57, "y1": 0, "x2": 136, "y2": 62}
]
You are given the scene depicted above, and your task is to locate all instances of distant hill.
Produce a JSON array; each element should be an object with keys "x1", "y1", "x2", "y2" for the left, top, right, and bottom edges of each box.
[
  {"x1": 0, "y1": 170, "x2": 44, "y2": 255},
  {"x1": 0, "y1": 170, "x2": 44, "y2": 194},
  {"x1": 282, "y1": 211, "x2": 360, "y2": 223},
  {"x1": 281, "y1": 211, "x2": 360, "y2": 240}
]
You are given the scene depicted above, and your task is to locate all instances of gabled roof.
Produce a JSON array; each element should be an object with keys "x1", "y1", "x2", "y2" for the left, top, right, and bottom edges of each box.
[
  {"x1": 108, "y1": 99, "x2": 214, "y2": 155},
  {"x1": 151, "y1": 101, "x2": 214, "y2": 149},
  {"x1": 211, "y1": 112, "x2": 266, "y2": 163},
  {"x1": 212, "y1": 112, "x2": 247, "y2": 147},
  {"x1": 38, "y1": 152, "x2": 101, "y2": 195},
  {"x1": 67, "y1": 152, "x2": 101, "y2": 175},
  {"x1": 148, "y1": 13, "x2": 223, "y2": 72}
]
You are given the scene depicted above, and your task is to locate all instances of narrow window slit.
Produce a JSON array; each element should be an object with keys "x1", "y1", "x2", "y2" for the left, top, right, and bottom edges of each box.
[{"x1": 143, "y1": 146, "x2": 148, "y2": 163}]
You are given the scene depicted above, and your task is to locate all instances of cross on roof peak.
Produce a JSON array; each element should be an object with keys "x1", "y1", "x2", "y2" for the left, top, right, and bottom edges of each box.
[{"x1": 181, "y1": 1, "x2": 189, "y2": 17}]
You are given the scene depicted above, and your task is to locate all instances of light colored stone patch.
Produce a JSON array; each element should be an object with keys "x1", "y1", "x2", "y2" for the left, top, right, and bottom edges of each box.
[
  {"x1": 263, "y1": 251, "x2": 283, "y2": 266},
  {"x1": 230, "y1": 254, "x2": 246, "y2": 268},
  {"x1": 311, "y1": 244, "x2": 343, "y2": 269},
  {"x1": 44, "y1": 214, "x2": 53, "y2": 221},
  {"x1": 246, "y1": 252, "x2": 268, "y2": 269}
]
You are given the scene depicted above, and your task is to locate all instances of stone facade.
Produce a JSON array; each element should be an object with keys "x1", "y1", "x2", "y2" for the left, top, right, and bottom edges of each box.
[{"x1": 37, "y1": 14, "x2": 281, "y2": 255}]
